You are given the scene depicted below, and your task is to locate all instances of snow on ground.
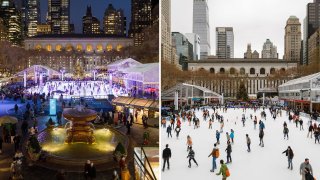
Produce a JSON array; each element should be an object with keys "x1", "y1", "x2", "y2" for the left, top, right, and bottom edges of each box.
[{"x1": 161, "y1": 107, "x2": 320, "y2": 180}]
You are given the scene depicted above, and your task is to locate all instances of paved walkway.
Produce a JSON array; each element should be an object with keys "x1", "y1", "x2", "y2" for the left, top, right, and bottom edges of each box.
[{"x1": 0, "y1": 99, "x2": 159, "y2": 179}]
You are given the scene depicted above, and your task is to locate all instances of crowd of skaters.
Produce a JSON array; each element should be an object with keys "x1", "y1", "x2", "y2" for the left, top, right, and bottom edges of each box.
[{"x1": 162, "y1": 104, "x2": 319, "y2": 180}]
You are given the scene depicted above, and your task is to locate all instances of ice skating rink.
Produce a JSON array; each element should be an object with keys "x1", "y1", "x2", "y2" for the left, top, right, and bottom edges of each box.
[{"x1": 161, "y1": 107, "x2": 319, "y2": 180}]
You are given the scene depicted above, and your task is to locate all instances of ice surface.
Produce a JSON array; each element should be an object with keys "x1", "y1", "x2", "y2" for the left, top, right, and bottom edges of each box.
[{"x1": 161, "y1": 107, "x2": 319, "y2": 180}]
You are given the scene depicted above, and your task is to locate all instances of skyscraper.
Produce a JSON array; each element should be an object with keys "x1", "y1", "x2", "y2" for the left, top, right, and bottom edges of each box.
[
  {"x1": 130, "y1": 0, "x2": 152, "y2": 46},
  {"x1": 185, "y1": 33, "x2": 200, "y2": 61},
  {"x1": 26, "y1": 0, "x2": 40, "y2": 37},
  {"x1": 83, "y1": 6, "x2": 100, "y2": 34},
  {"x1": 103, "y1": 4, "x2": 126, "y2": 36},
  {"x1": 47, "y1": 0, "x2": 70, "y2": 34},
  {"x1": 193, "y1": 0, "x2": 210, "y2": 59},
  {"x1": 172, "y1": 32, "x2": 193, "y2": 70},
  {"x1": 0, "y1": 17, "x2": 8, "y2": 41},
  {"x1": 216, "y1": 27, "x2": 234, "y2": 59},
  {"x1": 161, "y1": 0, "x2": 172, "y2": 63},
  {"x1": 261, "y1": 39, "x2": 278, "y2": 59},
  {"x1": 303, "y1": 0, "x2": 320, "y2": 65},
  {"x1": 244, "y1": 44, "x2": 259, "y2": 59},
  {"x1": 284, "y1": 16, "x2": 301, "y2": 62}
]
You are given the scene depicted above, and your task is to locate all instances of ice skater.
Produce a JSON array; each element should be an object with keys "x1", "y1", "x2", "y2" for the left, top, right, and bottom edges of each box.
[
  {"x1": 187, "y1": 146, "x2": 198, "y2": 168},
  {"x1": 225, "y1": 141, "x2": 232, "y2": 163},
  {"x1": 216, "y1": 130, "x2": 221, "y2": 145},
  {"x1": 230, "y1": 129, "x2": 234, "y2": 144},
  {"x1": 246, "y1": 134, "x2": 251, "y2": 152},
  {"x1": 166, "y1": 125, "x2": 172, "y2": 138},
  {"x1": 162, "y1": 144, "x2": 171, "y2": 172},
  {"x1": 208, "y1": 143, "x2": 219, "y2": 172},
  {"x1": 282, "y1": 146, "x2": 293, "y2": 170},
  {"x1": 259, "y1": 129, "x2": 264, "y2": 147},
  {"x1": 186, "y1": 135, "x2": 192, "y2": 151},
  {"x1": 283, "y1": 125, "x2": 289, "y2": 140}
]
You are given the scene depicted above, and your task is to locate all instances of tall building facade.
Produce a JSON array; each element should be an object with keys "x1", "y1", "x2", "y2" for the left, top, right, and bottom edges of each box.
[
  {"x1": 244, "y1": 44, "x2": 259, "y2": 59},
  {"x1": 308, "y1": 28, "x2": 320, "y2": 65},
  {"x1": 36, "y1": 23, "x2": 51, "y2": 35},
  {"x1": 185, "y1": 33, "x2": 200, "y2": 61},
  {"x1": 103, "y1": 4, "x2": 126, "y2": 36},
  {"x1": 130, "y1": 0, "x2": 152, "y2": 46},
  {"x1": 193, "y1": 0, "x2": 210, "y2": 58},
  {"x1": 83, "y1": 6, "x2": 100, "y2": 34},
  {"x1": 47, "y1": 0, "x2": 70, "y2": 34},
  {"x1": 261, "y1": 39, "x2": 278, "y2": 59},
  {"x1": 161, "y1": 0, "x2": 172, "y2": 63},
  {"x1": 303, "y1": 0, "x2": 320, "y2": 65},
  {"x1": 0, "y1": 17, "x2": 7, "y2": 41},
  {"x1": 172, "y1": 32, "x2": 194, "y2": 66},
  {"x1": 26, "y1": 0, "x2": 40, "y2": 37},
  {"x1": 284, "y1": 16, "x2": 301, "y2": 62},
  {"x1": 216, "y1": 27, "x2": 234, "y2": 59}
]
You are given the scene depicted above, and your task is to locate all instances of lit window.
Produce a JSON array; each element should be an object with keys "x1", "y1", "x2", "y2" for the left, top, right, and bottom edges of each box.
[
  {"x1": 86, "y1": 44, "x2": 93, "y2": 52},
  {"x1": 46, "y1": 44, "x2": 52, "y2": 51},
  {"x1": 116, "y1": 44, "x2": 123, "y2": 51},
  {"x1": 107, "y1": 44, "x2": 113, "y2": 51},
  {"x1": 55, "y1": 44, "x2": 62, "y2": 51}
]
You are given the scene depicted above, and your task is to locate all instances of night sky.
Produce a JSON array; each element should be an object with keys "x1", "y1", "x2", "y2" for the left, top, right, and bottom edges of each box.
[{"x1": 39, "y1": 0, "x2": 131, "y2": 33}]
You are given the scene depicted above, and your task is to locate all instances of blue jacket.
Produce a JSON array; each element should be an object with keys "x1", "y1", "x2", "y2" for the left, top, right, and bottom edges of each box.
[
  {"x1": 230, "y1": 132, "x2": 234, "y2": 139},
  {"x1": 216, "y1": 132, "x2": 220, "y2": 139}
]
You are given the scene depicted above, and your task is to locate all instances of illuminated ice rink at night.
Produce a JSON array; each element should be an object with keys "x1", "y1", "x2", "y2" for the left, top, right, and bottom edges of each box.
[
  {"x1": 161, "y1": 107, "x2": 320, "y2": 180},
  {"x1": 26, "y1": 80, "x2": 128, "y2": 99}
]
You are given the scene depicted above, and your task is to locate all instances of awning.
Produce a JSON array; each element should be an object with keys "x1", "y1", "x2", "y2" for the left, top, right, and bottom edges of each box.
[{"x1": 112, "y1": 96, "x2": 159, "y2": 110}]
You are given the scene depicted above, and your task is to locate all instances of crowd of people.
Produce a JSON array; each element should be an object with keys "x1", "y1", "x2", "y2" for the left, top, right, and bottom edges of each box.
[{"x1": 162, "y1": 104, "x2": 319, "y2": 180}]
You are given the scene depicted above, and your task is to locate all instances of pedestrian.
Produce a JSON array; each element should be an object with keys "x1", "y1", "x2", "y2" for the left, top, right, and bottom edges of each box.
[
  {"x1": 162, "y1": 144, "x2": 171, "y2": 171},
  {"x1": 299, "y1": 119, "x2": 304, "y2": 130},
  {"x1": 226, "y1": 132, "x2": 230, "y2": 144},
  {"x1": 230, "y1": 129, "x2": 234, "y2": 144},
  {"x1": 120, "y1": 165, "x2": 131, "y2": 180},
  {"x1": 246, "y1": 134, "x2": 251, "y2": 152},
  {"x1": 187, "y1": 135, "x2": 192, "y2": 151},
  {"x1": 241, "y1": 115, "x2": 246, "y2": 127},
  {"x1": 166, "y1": 125, "x2": 172, "y2": 138},
  {"x1": 216, "y1": 130, "x2": 221, "y2": 145},
  {"x1": 259, "y1": 129, "x2": 264, "y2": 147},
  {"x1": 216, "y1": 159, "x2": 230, "y2": 180},
  {"x1": 253, "y1": 118, "x2": 257, "y2": 130},
  {"x1": 300, "y1": 158, "x2": 313, "y2": 180},
  {"x1": 307, "y1": 124, "x2": 314, "y2": 138},
  {"x1": 187, "y1": 146, "x2": 198, "y2": 168},
  {"x1": 225, "y1": 141, "x2": 232, "y2": 163},
  {"x1": 126, "y1": 121, "x2": 131, "y2": 135},
  {"x1": 84, "y1": 160, "x2": 91, "y2": 180},
  {"x1": 0, "y1": 135, "x2": 3, "y2": 154},
  {"x1": 208, "y1": 143, "x2": 219, "y2": 172},
  {"x1": 220, "y1": 119, "x2": 224, "y2": 133},
  {"x1": 282, "y1": 146, "x2": 294, "y2": 170},
  {"x1": 283, "y1": 126, "x2": 289, "y2": 140},
  {"x1": 14, "y1": 104, "x2": 18, "y2": 114},
  {"x1": 13, "y1": 135, "x2": 21, "y2": 152},
  {"x1": 170, "y1": 118, "x2": 175, "y2": 129},
  {"x1": 88, "y1": 162, "x2": 96, "y2": 179}
]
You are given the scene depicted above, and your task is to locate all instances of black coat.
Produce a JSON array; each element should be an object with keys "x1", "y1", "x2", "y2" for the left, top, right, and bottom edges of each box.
[
  {"x1": 84, "y1": 163, "x2": 90, "y2": 174},
  {"x1": 162, "y1": 147, "x2": 171, "y2": 158},
  {"x1": 282, "y1": 149, "x2": 294, "y2": 159},
  {"x1": 89, "y1": 166, "x2": 96, "y2": 178},
  {"x1": 226, "y1": 144, "x2": 232, "y2": 154}
]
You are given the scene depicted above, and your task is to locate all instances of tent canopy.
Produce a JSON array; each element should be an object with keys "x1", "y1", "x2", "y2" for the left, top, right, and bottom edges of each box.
[
  {"x1": 107, "y1": 58, "x2": 141, "y2": 71},
  {"x1": 15, "y1": 65, "x2": 61, "y2": 77}
]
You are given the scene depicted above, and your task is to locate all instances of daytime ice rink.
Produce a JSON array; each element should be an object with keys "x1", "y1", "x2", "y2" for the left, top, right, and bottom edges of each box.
[{"x1": 161, "y1": 107, "x2": 319, "y2": 180}]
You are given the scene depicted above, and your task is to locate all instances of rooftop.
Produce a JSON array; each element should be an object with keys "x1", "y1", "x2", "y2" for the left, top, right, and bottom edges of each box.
[{"x1": 28, "y1": 34, "x2": 129, "y2": 39}]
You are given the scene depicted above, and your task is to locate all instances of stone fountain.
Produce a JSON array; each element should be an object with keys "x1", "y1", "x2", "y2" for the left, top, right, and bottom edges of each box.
[{"x1": 63, "y1": 105, "x2": 97, "y2": 144}]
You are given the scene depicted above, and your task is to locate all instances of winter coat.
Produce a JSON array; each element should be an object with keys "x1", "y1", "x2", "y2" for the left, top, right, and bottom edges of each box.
[
  {"x1": 246, "y1": 137, "x2": 251, "y2": 144},
  {"x1": 162, "y1": 147, "x2": 171, "y2": 159},
  {"x1": 300, "y1": 163, "x2": 313, "y2": 175},
  {"x1": 166, "y1": 126, "x2": 172, "y2": 133},
  {"x1": 259, "y1": 130, "x2": 264, "y2": 138},
  {"x1": 305, "y1": 172, "x2": 315, "y2": 180},
  {"x1": 187, "y1": 149, "x2": 195, "y2": 158},
  {"x1": 216, "y1": 132, "x2": 220, "y2": 139},
  {"x1": 208, "y1": 148, "x2": 218, "y2": 158},
  {"x1": 282, "y1": 149, "x2": 294, "y2": 159},
  {"x1": 216, "y1": 164, "x2": 228, "y2": 178},
  {"x1": 225, "y1": 144, "x2": 232, "y2": 154},
  {"x1": 121, "y1": 169, "x2": 131, "y2": 180},
  {"x1": 230, "y1": 132, "x2": 234, "y2": 139},
  {"x1": 283, "y1": 127, "x2": 289, "y2": 134},
  {"x1": 187, "y1": 138, "x2": 193, "y2": 146}
]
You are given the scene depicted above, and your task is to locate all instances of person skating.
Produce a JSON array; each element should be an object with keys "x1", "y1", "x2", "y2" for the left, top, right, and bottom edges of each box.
[
  {"x1": 220, "y1": 119, "x2": 224, "y2": 133},
  {"x1": 253, "y1": 118, "x2": 257, "y2": 130},
  {"x1": 216, "y1": 159, "x2": 230, "y2": 180},
  {"x1": 300, "y1": 158, "x2": 313, "y2": 180},
  {"x1": 299, "y1": 119, "x2": 304, "y2": 130},
  {"x1": 314, "y1": 128, "x2": 320, "y2": 144},
  {"x1": 216, "y1": 130, "x2": 221, "y2": 145},
  {"x1": 166, "y1": 125, "x2": 172, "y2": 138},
  {"x1": 175, "y1": 125, "x2": 181, "y2": 139},
  {"x1": 246, "y1": 134, "x2": 251, "y2": 152},
  {"x1": 230, "y1": 129, "x2": 234, "y2": 144},
  {"x1": 225, "y1": 141, "x2": 232, "y2": 163},
  {"x1": 208, "y1": 143, "x2": 219, "y2": 172},
  {"x1": 259, "y1": 129, "x2": 264, "y2": 147},
  {"x1": 187, "y1": 146, "x2": 198, "y2": 168},
  {"x1": 209, "y1": 119, "x2": 213, "y2": 129},
  {"x1": 187, "y1": 135, "x2": 192, "y2": 151},
  {"x1": 162, "y1": 144, "x2": 171, "y2": 172},
  {"x1": 282, "y1": 146, "x2": 294, "y2": 170},
  {"x1": 307, "y1": 124, "x2": 314, "y2": 138},
  {"x1": 226, "y1": 132, "x2": 230, "y2": 144},
  {"x1": 241, "y1": 115, "x2": 246, "y2": 127},
  {"x1": 283, "y1": 125, "x2": 289, "y2": 140}
]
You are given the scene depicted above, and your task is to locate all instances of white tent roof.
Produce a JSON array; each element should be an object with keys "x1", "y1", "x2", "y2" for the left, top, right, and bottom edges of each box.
[
  {"x1": 279, "y1": 72, "x2": 320, "y2": 87},
  {"x1": 15, "y1": 65, "x2": 61, "y2": 76},
  {"x1": 121, "y1": 63, "x2": 158, "y2": 73},
  {"x1": 107, "y1": 58, "x2": 141, "y2": 69}
]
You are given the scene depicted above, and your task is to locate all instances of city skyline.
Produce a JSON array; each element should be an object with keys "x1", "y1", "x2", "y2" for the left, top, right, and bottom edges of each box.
[
  {"x1": 39, "y1": 0, "x2": 131, "y2": 34},
  {"x1": 171, "y1": 0, "x2": 310, "y2": 58}
]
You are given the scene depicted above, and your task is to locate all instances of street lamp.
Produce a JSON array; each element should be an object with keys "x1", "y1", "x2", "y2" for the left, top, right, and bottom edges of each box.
[
  {"x1": 92, "y1": 69, "x2": 98, "y2": 81},
  {"x1": 60, "y1": 69, "x2": 66, "y2": 81}
]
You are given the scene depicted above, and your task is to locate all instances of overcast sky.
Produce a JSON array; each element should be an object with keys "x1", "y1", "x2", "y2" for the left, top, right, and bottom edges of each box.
[{"x1": 171, "y1": 0, "x2": 311, "y2": 58}]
